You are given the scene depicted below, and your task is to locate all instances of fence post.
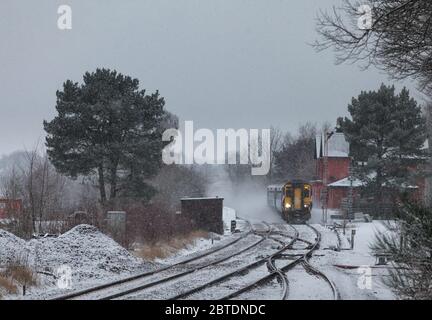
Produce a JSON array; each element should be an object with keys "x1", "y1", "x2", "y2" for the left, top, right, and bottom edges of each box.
[{"x1": 351, "y1": 229, "x2": 356, "y2": 249}]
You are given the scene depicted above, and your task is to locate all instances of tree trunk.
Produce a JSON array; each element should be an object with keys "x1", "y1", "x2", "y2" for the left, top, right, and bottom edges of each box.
[
  {"x1": 109, "y1": 162, "x2": 118, "y2": 200},
  {"x1": 98, "y1": 165, "x2": 107, "y2": 204},
  {"x1": 38, "y1": 158, "x2": 48, "y2": 234},
  {"x1": 28, "y1": 154, "x2": 37, "y2": 234},
  {"x1": 425, "y1": 104, "x2": 432, "y2": 207},
  {"x1": 375, "y1": 165, "x2": 384, "y2": 217}
]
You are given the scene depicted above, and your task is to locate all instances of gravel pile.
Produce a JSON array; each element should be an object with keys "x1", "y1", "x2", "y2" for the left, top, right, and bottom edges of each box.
[
  {"x1": 0, "y1": 228, "x2": 28, "y2": 265},
  {"x1": 0, "y1": 225, "x2": 146, "y2": 283}
]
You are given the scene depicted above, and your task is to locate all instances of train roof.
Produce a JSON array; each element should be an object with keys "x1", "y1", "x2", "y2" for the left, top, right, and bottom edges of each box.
[
  {"x1": 267, "y1": 180, "x2": 311, "y2": 191},
  {"x1": 267, "y1": 184, "x2": 285, "y2": 191}
]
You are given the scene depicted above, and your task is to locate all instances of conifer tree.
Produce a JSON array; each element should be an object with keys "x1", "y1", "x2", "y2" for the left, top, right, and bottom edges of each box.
[
  {"x1": 44, "y1": 69, "x2": 169, "y2": 204},
  {"x1": 338, "y1": 84, "x2": 426, "y2": 215}
]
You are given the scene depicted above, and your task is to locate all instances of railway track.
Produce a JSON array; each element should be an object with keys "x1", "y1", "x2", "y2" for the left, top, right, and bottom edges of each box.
[
  {"x1": 167, "y1": 225, "x2": 299, "y2": 300},
  {"x1": 52, "y1": 222, "x2": 340, "y2": 300},
  {"x1": 300, "y1": 224, "x2": 340, "y2": 300},
  {"x1": 51, "y1": 221, "x2": 272, "y2": 300},
  {"x1": 216, "y1": 224, "x2": 340, "y2": 300}
]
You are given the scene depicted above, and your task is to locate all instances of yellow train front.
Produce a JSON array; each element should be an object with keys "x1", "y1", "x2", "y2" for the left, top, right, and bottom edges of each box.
[{"x1": 267, "y1": 180, "x2": 312, "y2": 223}]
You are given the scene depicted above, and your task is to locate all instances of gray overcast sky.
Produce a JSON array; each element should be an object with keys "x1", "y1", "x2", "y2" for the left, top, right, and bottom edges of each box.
[{"x1": 0, "y1": 0, "x2": 420, "y2": 156}]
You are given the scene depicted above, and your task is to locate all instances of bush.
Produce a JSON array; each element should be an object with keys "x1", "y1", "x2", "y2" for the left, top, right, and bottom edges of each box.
[
  {"x1": 371, "y1": 202, "x2": 432, "y2": 299},
  {"x1": 134, "y1": 230, "x2": 210, "y2": 260},
  {"x1": 124, "y1": 203, "x2": 197, "y2": 248},
  {"x1": 1, "y1": 264, "x2": 37, "y2": 287},
  {"x1": 0, "y1": 259, "x2": 37, "y2": 298},
  {"x1": 0, "y1": 276, "x2": 18, "y2": 296}
]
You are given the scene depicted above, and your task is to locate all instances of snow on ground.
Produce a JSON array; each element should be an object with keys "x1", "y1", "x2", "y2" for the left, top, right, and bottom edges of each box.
[
  {"x1": 309, "y1": 221, "x2": 396, "y2": 300},
  {"x1": 28, "y1": 225, "x2": 145, "y2": 280},
  {"x1": 0, "y1": 225, "x2": 153, "y2": 299},
  {"x1": 153, "y1": 234, "x2": 223, "y2": 265},
  {"x1": 1, "y1": 215, "x2": 251, "y2": 300},
  {"x1": 309, "y1": 207, "x2": 340, "y2": 224},
  {"x1": 0, "y1": 203, "x2": 398, "y2": 300},
  {"x1": 222, "y1": 206, "x2": 249, "y2": 233},
  {"x1": 241, "y1": 205, "x2": 396, "y2": 299},
  {"x1": 335, "y1": 220, "x2": 389, "y2": 266},
  {"x1": 0, "y1": 228, "x2": 28, "y2": 265},
  {"x1": 154, "y1": 208, "x2": 247, "y2": 266},
  {"x1": 285, "y1": 265, "x2": 335, "y2": 300},
  {"x1": 222, "y1": 206, "x2": 236, "y2": 230}
]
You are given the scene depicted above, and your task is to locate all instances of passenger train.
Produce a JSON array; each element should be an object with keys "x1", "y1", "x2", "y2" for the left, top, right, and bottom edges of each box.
[{"x1": 267, "y1": 180, "x2": 312, "y2": 223}]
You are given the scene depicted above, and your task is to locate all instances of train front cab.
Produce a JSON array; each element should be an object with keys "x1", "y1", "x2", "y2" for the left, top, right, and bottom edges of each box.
[{"x1": 282, "y1": 182, "x2": 312, "y2": 223}]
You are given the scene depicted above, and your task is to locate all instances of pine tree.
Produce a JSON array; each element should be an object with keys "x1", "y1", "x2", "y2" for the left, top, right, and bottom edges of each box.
[
  {"x1": 43, "y1": 68, "x2": 169, "y2": 205},
  {"x1": 338, "y1": 84, "x2": 427, "y2": 215},
  {"x1": 371, "y1": 202, "x2": 432, "y2": 299}
]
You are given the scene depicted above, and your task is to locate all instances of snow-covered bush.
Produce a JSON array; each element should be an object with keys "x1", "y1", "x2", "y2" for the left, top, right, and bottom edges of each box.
[{"x1": 372, "y1": 202, "x2": 432, "y2": 299}]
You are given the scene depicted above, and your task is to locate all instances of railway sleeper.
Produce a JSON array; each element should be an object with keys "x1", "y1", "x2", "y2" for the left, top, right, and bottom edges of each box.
[{"x1": 276, "y1": 253, "x2": 305, "y2": 259}]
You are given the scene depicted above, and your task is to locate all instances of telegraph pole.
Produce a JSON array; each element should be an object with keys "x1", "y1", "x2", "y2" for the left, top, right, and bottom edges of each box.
[
  {"x1": 322, "y1": 130, "x2": 334, "y2": 226},
  {"x1": 345, "y1": 158, "x2": 354, "y2": 235}
]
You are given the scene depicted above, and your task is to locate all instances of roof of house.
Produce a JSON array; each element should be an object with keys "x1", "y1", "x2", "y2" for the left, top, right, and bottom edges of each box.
[
  {"x1": 328, "y1": 177, "x2": 364, "y2": 188},
  {"x1": 328, "y1": 175, "x2": 419, "y2": 189},
  {"x1": 180, "y1": 197, "x2": 224, "y2": 201},
  {"x1": 315, "y1": 132, "x2": 350, "y2": 159}
]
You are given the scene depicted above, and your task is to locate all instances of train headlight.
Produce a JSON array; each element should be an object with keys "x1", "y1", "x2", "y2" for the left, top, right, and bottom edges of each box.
[
  {"x1": 285, "y1": 203, "x2": 291, "y2": 209},
  {"x1": 304, "y1": 204, "x2": 309, "y2": 208}
]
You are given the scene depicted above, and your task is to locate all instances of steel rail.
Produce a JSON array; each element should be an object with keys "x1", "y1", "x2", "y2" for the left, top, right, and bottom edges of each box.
[
  {"x1": 98, "y1": 223, "x2": 273, "y2": 300},
  {"x1": 51, "y1": 220, "x2": 254, "y2": 300},
  {"x1": 167, "y1": 226, "x2": 298, "y2": 300},
  {"x1": 301, "y1": 224, "x2": 340, "y2": 300}
]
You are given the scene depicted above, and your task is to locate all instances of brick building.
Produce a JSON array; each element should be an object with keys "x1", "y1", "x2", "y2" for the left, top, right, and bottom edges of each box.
[
  {"x1": 312, "y1": 132, "x2": 426, "y2": 210},
  {"x1": 311, "y1": 133, "x2": 359, "y2": 209},
  {"x1": 0, "y1": 198, "x2": 22, "y2": 219}
]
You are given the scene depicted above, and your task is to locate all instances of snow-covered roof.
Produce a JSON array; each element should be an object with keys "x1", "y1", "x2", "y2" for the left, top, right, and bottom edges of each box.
[
  {"x1": 327, "y1": 133, "x2": 349, "y2": 157},
  {"x1": 422, "y1": 139, "x2": 429, "y2": 150},
  {"x1": 328, "y1": 177, "x2": 364, "y2": 188},
  {"x1": 181, "y1": 197, "x2": 224, "y2": 201},
  {"x1": 329, "y1": 175, "x2": 419, "y2": 189},
  {"x1": 316, "y1": 132, "x2": 350, "y2": 158}
]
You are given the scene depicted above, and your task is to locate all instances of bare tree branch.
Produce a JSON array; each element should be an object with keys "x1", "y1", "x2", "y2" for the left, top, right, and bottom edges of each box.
[{"x1": 315, "y1": 0, "x2": 432, "y2": 93}]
